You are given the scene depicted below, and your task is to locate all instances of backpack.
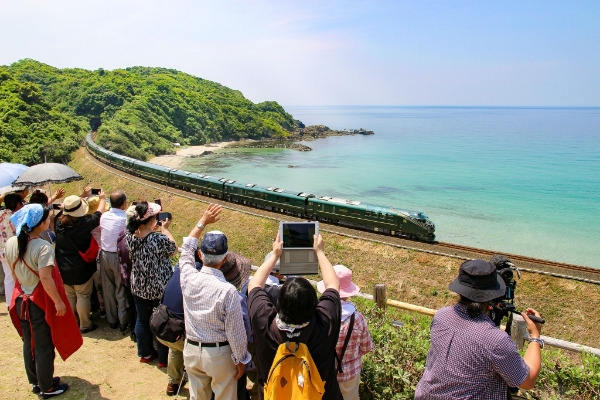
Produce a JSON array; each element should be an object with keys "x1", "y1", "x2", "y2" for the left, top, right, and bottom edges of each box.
[{"x1": 264, "y1": 340, "x2": 325, "y2": 400}]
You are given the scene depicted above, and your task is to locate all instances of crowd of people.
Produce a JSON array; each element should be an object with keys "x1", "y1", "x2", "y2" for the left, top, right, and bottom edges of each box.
[{"x1": 0, "y1": 187, "x2": 544, "y2": 400}]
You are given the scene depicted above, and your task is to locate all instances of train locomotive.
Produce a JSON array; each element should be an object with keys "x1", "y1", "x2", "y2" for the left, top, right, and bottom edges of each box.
[{"x1": 86, "y1": 134, "x2": 436, "y2": 242}]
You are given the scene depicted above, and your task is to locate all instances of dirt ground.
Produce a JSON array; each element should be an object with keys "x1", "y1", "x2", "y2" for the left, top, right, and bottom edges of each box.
[{"x1": 0, "y1": 296, "x2": 184, "y2": 400}]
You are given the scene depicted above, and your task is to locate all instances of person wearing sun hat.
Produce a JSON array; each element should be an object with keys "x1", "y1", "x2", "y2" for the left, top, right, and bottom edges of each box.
[
  {"x1": 54, "y1": 189, "x2": 107, "y2": 333},
  {"x1": 415, "y1": 259, "x2": 544, "y2": 399},
  {"x1": 317, "y1": 265, "x2": 373, "y2": 400}
]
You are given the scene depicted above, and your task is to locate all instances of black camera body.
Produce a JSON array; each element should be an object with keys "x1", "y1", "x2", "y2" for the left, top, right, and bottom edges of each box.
[{"x1": 489, "y1": 254, "x2": 520, "y2": 329}]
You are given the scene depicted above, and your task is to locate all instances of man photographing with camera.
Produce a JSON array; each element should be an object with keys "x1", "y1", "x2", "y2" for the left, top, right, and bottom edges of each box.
[{"x1": 415, "y1": 259, "x2": 543, "y2": 400}]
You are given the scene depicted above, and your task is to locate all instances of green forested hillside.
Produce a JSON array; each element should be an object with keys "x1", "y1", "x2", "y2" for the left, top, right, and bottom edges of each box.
[{"x1": 1, "y1": 59, "x2": 298, "y2": 163}]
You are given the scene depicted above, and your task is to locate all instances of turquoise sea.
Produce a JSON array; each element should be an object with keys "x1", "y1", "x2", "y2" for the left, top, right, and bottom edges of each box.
[{"x1": 181, "y1": 106, "x2": 600, "y2": 268}]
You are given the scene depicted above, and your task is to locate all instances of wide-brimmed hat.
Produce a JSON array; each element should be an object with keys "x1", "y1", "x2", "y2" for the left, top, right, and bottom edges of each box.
[
  {"x1": 449, "y1": 259, "x2": 506, "y2": 302},
  {"x1": 317, "y1": 264, "x2": 360, "y2": 298},
  {"x1": 86, "y1": 196, "x2": 109, "y2": 214},
  {"x1": 62, "y1": 195, "x2": 89, "y2": 218},
  {"x1": 220, "y1": 251, "x2": 252, "y2": 291}
]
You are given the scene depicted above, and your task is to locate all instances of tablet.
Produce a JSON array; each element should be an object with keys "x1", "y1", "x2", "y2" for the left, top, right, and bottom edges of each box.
[
  {"x1": 278, "y1": 221, "x2": 319, "y2": 275},
  {"x1": 280, "y1": 221, "x2": 319, "y2": 249}
]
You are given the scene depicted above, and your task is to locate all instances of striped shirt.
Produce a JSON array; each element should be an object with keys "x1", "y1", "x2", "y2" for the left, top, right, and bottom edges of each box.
[
  {"x1": 179, "y1": 236, "x2": 251, "y2": 365},
  {"x1": 336, "y1": 305, "x2": 373, "y2": 381},
  {"x1": 415, "y1": 303, "x2": 529, "y2": 400}
]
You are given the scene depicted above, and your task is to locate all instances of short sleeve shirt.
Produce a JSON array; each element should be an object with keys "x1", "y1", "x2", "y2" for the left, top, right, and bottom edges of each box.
[
  {"x1": 248, "y1": 286, "x2": 343, "y2": 400},
  {"x1": 126, "y1": 232, "x2": 176, "y2": 300},
  {"x1": 5, "y1": 236, "x2": 54, "y2": 295},
  {"x1": 415, "y1": 303, "x2": 529, "y2": 400}
]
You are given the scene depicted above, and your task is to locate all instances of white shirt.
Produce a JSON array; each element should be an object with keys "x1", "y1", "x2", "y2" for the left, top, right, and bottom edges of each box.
[
  {"x1": 180, "y1": 236, "x2": 251, "y2": 365},
  {"x1": 99, "y1": 208, "x2": 127, "y2": 252}
]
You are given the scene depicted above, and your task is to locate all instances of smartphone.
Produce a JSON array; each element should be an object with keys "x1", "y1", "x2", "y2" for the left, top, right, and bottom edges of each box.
[
  {"x1": 156, "y1": 212, "x2": 172, "y2": 226},
  {"x1": 157, "y1": 212, "x2": 172, "y2": 222},
  {"x1": 91, "y1": 188, "x2": 101, "y2": 195},
  {"x1": 154, "y1": 198, "x2": 162, "y2": 209},
  {"x1": 52, "y1": 203, "x2": 62, "y2": 210}
]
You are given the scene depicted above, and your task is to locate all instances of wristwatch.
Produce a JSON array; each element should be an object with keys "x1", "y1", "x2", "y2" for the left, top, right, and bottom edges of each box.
[
  {"x1": 196, "y1": 221, "x2": 205, "y2": 230},
  {"x1": 528, "y1": 337, "x2": 544, "y2": 349}
]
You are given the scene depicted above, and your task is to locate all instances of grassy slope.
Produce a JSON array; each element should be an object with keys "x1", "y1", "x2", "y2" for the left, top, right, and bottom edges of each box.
[
  {"x1": 2, "y1": 148, "x2": 597, "y2": 399},
  {"x1": 66, "y1": 148, "x2": 599, "y2": 348}
]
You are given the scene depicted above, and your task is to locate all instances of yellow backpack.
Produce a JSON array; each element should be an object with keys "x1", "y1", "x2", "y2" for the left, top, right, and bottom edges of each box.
[{"x1": 264, "y1": 341, "x2": 325, "y2": 400}]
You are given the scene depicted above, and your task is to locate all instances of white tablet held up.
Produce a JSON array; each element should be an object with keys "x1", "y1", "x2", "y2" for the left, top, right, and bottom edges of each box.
[{"x1": 278, "y1": 221, "x2": 319, "y2": 275}]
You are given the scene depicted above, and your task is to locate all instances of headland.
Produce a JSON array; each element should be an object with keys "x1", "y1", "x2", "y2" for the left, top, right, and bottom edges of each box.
[{"x1": 149, "y1": 125, "x2": 374, "y2": 169}]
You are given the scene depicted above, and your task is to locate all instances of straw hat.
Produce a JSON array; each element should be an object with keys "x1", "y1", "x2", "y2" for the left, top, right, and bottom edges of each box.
[{"x1": 62, "y1": 195, "x2": 89, "y2": 218}]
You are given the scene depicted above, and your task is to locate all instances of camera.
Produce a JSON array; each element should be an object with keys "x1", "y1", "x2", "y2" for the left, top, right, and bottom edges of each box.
[
  {"x1": 52, "y1": 203, "x2": 62, "y2": 210},
  {"x1": 91, "y1": 188, "x2": 101, "y2": 195}
]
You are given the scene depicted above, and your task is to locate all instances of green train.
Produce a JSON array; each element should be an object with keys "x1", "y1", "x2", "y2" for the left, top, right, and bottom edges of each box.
[{"x1": 86, "y1": 134, "x2": 435, "y2": 241}]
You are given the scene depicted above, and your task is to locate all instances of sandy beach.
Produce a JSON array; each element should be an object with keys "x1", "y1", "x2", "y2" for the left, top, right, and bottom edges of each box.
[{"x1": 147, "y1": 142, "x2": 231, "y2": 169}]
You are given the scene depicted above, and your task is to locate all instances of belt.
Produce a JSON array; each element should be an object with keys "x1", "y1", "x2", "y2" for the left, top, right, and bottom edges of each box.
[{"x1": 186, "y1": 339, "x2": 229, "y2": 347}]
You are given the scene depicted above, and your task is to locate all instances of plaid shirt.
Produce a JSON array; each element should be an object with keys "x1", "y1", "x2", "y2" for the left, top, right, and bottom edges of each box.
[
  {"x1": 336, "y1": 306, "x2": 373, "y2": 381},
  {"x1": 415, "y1": 303, "x2": 529, "y2": 399},
  {"x1": 179, "y1": 236, "x2": 251, "y2": 365}
]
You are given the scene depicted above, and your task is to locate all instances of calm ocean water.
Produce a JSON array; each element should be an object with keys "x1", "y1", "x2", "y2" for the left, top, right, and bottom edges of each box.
[{"x1": 181, "y1": 106, "x2": 600, "y2": 268}]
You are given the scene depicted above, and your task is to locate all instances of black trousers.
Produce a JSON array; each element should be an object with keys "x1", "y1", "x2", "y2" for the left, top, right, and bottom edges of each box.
[{"x1": 16, "y1": 296, "x2": 56, "y2": 392}]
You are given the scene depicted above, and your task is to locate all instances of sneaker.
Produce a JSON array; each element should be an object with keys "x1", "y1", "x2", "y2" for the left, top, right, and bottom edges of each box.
[
  {"x1": 109, "y1": 322, "x2": 119, "y2": 329},
  {"x1": 32, "y1": 377, "x2": 61, "y2": 394},
  {"x1": 80, "y1": 323, "x2": 98, "y2": 333},
  {"x1": 157, "y1": 362, "x2": 167, "y2": 368},
  {"x1": 38, "y1": 383, "x2": 69, "y2": 399},
  {"x1": 140, "y1": 353, "x2": 157, "y2": 363},
  {"x1": 166, "y1": 382, "x2": 179, "y2": 396}
]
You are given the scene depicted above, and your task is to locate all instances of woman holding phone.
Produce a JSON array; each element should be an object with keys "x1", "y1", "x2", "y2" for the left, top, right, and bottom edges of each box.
[{"x1": 126, "y1": 201, "x2": 177, "y2": 366}]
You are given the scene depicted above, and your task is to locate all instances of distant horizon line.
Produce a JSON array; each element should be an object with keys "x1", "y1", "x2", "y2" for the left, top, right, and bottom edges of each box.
[{"x1": 282, "y1": 105, "x2": 600, "y2": 109}]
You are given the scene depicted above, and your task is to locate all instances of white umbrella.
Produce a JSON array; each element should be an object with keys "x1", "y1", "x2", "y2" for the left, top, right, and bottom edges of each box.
[
  {"x1": 0, "y1": 162, "x2": 28, "y2": 187},
  {"x1": 12, "y1": 163, "x2": 83, "y2": 186}
]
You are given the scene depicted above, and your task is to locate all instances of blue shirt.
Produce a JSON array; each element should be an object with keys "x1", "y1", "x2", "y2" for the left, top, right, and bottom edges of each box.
[{"x1": 415, "y1": 303, "x2": 529, "y2": 400}]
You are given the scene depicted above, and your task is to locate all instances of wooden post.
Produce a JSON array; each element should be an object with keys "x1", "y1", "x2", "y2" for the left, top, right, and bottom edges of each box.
[
  {"x1": 511, "y1": 314, "x2": 527, "y2": 350},
  {"x1": 374, "y1": 284, "x2": 387, "y2": 311}
]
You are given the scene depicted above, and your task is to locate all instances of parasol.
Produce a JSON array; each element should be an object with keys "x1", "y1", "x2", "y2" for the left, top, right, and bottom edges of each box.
[
  {"x1": 12, "y1": 163, "x2": 83, "y2": 186},
  {"x1": 0, "y1": 162, "x2": 29, "y2": 187}
]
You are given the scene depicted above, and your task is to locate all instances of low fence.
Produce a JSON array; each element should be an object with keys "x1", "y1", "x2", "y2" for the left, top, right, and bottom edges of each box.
[
  {"x1": 250, "y1": 268, "x2": 600, "y2": 357},
  {"x1": 368, "y1": 283, "x2": 600, "y2": 357}
]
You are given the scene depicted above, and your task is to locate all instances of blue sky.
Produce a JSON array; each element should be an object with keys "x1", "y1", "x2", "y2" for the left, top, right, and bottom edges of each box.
[{"x1": 1, "y1": 1, "x2": 599, "y2": 106}]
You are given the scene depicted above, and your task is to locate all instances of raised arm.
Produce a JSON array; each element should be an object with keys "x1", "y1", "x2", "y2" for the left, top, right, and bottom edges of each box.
[
  {"x1": 314, "y1": 233, "x2": 339, "y2": 292},
  {"x1": 249, "y1": 231, "x2": 283, "y2": 292},
  {"x1": 519, "y1": 308, "x2": 543, "y2": 390},
  {"x1": 188, "y1": 203, "x2": 222, "y2": 239}
]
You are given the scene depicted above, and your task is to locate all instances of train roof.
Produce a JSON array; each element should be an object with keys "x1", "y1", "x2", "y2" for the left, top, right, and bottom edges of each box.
[{"x1": 312, "y1": 196, "x2": 430, "y2": 220}]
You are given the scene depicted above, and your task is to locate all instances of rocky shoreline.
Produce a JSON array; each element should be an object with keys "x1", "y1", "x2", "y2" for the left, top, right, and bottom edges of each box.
[
  {"x1": 149, "y1": 125, "x2": 374, "y2": 167},
  {"x1": 226, "y1": 124, "x2": 374, "y2": 151}
]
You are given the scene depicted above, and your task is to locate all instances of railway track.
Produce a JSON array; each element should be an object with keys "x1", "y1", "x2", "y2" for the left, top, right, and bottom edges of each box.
[{"x1": 84, "y1": 150, "x2": 600, "y2": 285}]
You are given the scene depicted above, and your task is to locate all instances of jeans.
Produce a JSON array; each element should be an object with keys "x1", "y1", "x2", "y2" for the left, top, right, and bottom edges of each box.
[{"x1": 133, "y1": 295, "x2": 168, "y2": 363}]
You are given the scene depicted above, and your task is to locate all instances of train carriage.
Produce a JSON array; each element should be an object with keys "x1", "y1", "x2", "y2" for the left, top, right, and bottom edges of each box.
[
  {"x1": 225, "y1": 182, "x2": 313, "y2": 216},
  {"x1": 85, "y1": 133, "x2": 435, "y2": 242}
]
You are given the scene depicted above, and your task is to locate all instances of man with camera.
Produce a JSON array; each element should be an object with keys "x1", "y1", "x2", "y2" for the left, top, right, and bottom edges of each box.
[{"x1": 415, "y1": 259, "x2": 543, "y2": 400}]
